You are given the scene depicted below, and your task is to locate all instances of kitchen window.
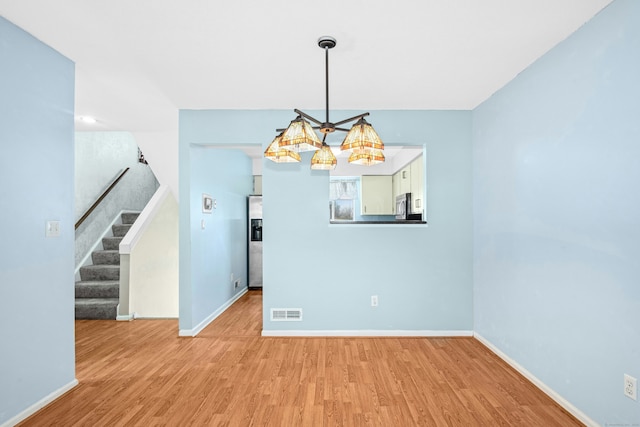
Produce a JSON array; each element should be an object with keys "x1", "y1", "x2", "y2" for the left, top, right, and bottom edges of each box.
[
  {"x1": 330, "y1": 199, "x2": 355, "y2": 221},
  {"x1": 329, "y1": 178, "x2": 358, "y2": 221}
]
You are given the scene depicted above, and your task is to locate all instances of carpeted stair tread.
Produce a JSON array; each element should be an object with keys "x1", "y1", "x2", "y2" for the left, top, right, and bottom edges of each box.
[
  {"x1": 91, "y1": 250, "x2": 120, "y2": 265},
  {"x1": 75, "y1": 298, "x2": 118, "y2": 306},
  {"x1": 75, "y1": 211, "x2": 140, "y2": 320},
  {"x1": 75, "y1": 280, "x2": 119, "y2": 298},
  {"x1": 112, "y1": 223, "x2": 132, "y2": 237},
  {"x1": 79, "y1": 264, "x2": 120, "y2": 281},
  {"x1": 121, "y1": 212, "x2": 140, "y2": 225},
  {"x1": 75, "y1": 298, "x2": 118, "y2": 320},
  {"x1": 102, "y1": 236, "x2": 122, "y2": 250}
]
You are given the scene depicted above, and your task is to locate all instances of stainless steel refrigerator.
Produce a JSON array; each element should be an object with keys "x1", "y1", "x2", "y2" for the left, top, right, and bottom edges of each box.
[{"x1": 248, "y1": 195, "x2": 263, "y2": 288}]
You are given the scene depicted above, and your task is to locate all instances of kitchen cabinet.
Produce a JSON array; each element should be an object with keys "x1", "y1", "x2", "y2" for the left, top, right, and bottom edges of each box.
[
  {"x1": 361, "y1": 175, "x2": 393, "y2": 215},
  {"x1": 410, "y1": 156, "x2": 424, "y2": 214},
  {"x1": 253, "y1": 175, "x2": 262, "y2": 195},
  {"x1": 392, "y1": 173, "x2": 400, "y2": 213},
  {"x1": 391, "y1": 155, "x2": 424, "y2": 215},
  {"x1": 398, "y1": 165, "x2": 411, "y2": 195}
]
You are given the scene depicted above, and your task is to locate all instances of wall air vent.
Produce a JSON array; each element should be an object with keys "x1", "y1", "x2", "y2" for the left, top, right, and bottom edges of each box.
[{"x1": 270, "y1": 308, "x2": 303, "y2": 321}]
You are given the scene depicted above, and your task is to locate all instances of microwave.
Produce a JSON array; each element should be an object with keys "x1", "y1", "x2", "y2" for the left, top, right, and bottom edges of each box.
[{"x1": 395, "y1": 193, "x2": 422, "y2": 221}]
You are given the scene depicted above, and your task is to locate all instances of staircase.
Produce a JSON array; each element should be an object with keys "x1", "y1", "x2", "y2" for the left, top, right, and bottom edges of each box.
[{"x1": 75, "y1": 212, "x2": 139, "y2": 319}]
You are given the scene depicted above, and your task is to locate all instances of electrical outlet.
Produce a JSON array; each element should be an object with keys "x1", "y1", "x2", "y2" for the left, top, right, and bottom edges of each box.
[
  {"x1": 624, "y1": 374, "x2": 637, "y2": 401},
  {"x1": 371, "y1": 295, "x2": 378, "y2": 307},
  {"x1": 234, "y1": 279, "x2": 240, "y2": 288}
]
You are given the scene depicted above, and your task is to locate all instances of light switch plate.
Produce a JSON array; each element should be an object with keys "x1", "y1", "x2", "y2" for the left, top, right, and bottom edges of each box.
[{"x1": 46, "y1": 220, "x2": 60, "y2": 237}]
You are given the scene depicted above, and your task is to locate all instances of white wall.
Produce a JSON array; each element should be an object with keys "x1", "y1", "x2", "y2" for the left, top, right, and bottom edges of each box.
[
  {"x1": 129, "y1": 190, "x2": 179, "y2": 317},
  {"x1": 133, "y1": 130, "x2": 179, "y2": 199},
  {"x1": 473, "y1": 0, "x2": 640, "y2": 424},
  {"x1": 0, "y1": 16, "x2": 77, "y2": 425}
]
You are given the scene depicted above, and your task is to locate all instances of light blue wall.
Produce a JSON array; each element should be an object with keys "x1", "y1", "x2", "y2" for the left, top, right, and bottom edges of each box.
[
  {"x1": 0, "y1": 16, "x2": 76, "y2": 424},
  {"x1": 178, "y1": 129, "x2": 253, "y2": 331},
  {"x1": 180, "y1": 109, "x2": 473, "y2": 332},
  {"x1": 472, "y1": 0, "x2": 640, "y2": 424}
]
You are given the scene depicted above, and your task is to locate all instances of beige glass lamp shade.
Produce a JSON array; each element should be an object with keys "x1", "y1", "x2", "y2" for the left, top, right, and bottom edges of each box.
[
  {"x1": 264, "y1": 133, "x2": 301, "y2": 163},
  {"x1": 279, "y1": 116, "x2": 323, "y2": 152},
  {"x1": 310, "y1": 144, "x2": 337, "y2": 170},
  {"x1": 348, "y1": 148, "x2": 385, "y2": 166},
  {"x1": 339, "y1": 117, "x2": 384, "y2": 155}
]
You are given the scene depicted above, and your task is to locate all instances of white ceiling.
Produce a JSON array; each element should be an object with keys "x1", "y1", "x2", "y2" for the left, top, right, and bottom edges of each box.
[{"x1": 1, "y1": 0, "x2": 612, "y2": 136}]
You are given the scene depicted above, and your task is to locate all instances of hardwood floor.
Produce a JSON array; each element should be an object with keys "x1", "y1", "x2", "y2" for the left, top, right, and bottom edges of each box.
[{"x1": 20, "y1": 290, "x2": 581, "y2": 426}]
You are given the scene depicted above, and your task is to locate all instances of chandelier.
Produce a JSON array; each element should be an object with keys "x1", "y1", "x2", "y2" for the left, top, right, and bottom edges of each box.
[{"x1": 264, "y1": 36, "x2": 385, "y2": 170}]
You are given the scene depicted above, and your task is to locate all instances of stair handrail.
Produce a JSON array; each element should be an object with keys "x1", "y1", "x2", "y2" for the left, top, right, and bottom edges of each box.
[{"x1": 75, "y1": 167, "x2": 130, "y2": 230}]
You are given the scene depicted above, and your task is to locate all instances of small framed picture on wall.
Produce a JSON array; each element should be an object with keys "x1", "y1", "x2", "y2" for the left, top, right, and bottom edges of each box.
[{"x1": 202, "y1": 194, "x2": 213, "y2": 213}]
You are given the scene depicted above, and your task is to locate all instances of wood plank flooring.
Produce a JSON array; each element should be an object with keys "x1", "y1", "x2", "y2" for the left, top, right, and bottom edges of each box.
[{"x1": 19, "y1": 290, "x2": 582, "y2": 426}]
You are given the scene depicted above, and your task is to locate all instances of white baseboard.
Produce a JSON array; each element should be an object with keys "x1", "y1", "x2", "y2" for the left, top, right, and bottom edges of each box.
[
  {"x1": 261, "y1": 329, "x2": 473, "y2": 337},
  {"x1": 115, "y1": 303, "x2": 133, "y2": 321},
  {"x1": 473, "y1": 333, "x2": 598, "y2": 427},
  {"x1": 179, "y1": 288, "x2": 248, "y2": 337},
  {"x1": 1, "y1": 379, "x2": 78, "y2": 427}
]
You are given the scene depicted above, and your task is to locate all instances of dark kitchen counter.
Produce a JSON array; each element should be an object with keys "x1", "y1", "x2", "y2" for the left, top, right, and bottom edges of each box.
[{"x1": 330, "y1": 220, "x2": 427, "y2": 225}]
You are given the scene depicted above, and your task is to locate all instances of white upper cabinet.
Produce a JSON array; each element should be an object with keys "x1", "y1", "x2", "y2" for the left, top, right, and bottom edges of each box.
[{"x1": 361, "y1": 175, "x2": 393, "y2": 215}]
